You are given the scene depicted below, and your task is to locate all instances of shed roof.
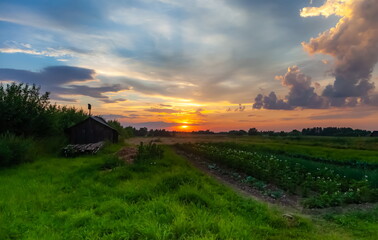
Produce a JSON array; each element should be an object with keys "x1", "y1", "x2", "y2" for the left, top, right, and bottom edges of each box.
[{"x1": 66, "y1": 116, "x2": 117, "y2": 132}]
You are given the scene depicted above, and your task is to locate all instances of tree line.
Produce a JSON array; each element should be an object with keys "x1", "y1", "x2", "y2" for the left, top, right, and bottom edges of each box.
[{"x1": 0, "y1": 83, "x2": 87, "y2": 167}]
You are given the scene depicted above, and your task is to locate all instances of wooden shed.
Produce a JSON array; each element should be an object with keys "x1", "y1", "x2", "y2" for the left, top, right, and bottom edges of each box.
[
  {"x1": 371, "y1": 131, "x2": 378, "y2": 137},
  {"x1": 65, "y1": 116, "x2": 118, "y2": 144}
]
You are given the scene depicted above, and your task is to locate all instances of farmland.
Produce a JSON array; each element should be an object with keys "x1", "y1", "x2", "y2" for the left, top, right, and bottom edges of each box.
[
  {"x1": 0, "y1": 141, "x2": 373, "y2": 239},
  {"x1": 0, "y1": 136, "x2": 377, "y2": 239},
  {"x1": 173, "y1": 135, "x2": 377, "y2": 208}
]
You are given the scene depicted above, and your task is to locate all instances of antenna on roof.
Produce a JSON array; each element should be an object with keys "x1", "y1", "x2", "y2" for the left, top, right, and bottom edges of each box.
[{"x1": 88, "y1": 104, "x2": 92, "y2": 116}]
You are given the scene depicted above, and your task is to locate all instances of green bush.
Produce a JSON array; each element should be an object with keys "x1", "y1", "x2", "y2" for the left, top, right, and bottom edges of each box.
[
  {"x1": 135, "y1": 141, "x2": 163, "y2": 163},
  {"x1": 0, "y1": 133, "x2": 37, "y2": 167}
]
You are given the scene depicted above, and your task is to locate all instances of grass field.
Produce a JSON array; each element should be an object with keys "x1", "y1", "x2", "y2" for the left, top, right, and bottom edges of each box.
[{"x1": 1, "y1": 143, "x2": 377, "y2": 239}]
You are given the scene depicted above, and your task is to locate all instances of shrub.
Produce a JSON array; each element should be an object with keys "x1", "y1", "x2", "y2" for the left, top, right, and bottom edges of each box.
[{"x1": 135, "y1": 141, "x2": 163, "y2": 163}]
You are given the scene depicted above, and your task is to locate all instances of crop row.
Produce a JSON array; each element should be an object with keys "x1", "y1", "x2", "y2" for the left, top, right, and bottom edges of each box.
[
  {"x1": 178, "y1": 143, "x2": 378, "y2": 208},
  {"x1": 213, "y1": 142, "x2": 378, "y2": 168}
]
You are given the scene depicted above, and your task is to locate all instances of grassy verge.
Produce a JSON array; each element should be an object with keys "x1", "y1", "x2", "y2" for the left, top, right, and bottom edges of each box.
[{"x1": 0, "y1": 144, "x2": 375, "y2": 239}]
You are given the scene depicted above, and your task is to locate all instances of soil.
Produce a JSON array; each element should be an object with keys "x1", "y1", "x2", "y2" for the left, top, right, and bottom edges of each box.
[{"x1": 117, "y1": 146, "x2": 137, "y2": 164}]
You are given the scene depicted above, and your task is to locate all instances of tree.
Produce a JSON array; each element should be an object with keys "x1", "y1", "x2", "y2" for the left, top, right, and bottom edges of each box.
[
  {"x1": 248, "y1": 128, "x2": 259, "y2": 136},
  {"x1": 0, "y1": 83, "x2": 50, "y2": 136}
]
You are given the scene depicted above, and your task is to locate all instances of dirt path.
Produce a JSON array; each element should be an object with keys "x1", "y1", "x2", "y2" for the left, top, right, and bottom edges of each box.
[{"x1": 117, "y1": 146, "x2": 137, "y2": 164}]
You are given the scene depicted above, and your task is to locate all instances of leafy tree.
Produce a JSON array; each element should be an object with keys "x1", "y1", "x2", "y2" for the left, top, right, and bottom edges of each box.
[
  {"x1": 0, "y1": 82, "x2": 88, "y2": 137},
  {"x1": 0, "y1": 83, "x2": 50, "y2": 136},
  {"x1": 248, "y1": 128, "x2": 259, "y2": 136},
  {"x1": 107, "y1": 119, "x2": 134, "y2": 140}
]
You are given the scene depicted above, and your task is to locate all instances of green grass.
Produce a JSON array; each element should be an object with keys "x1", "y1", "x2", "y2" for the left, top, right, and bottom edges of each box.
[{"x1": 0, "y1": 144, "x2": 376, "y2": 239}]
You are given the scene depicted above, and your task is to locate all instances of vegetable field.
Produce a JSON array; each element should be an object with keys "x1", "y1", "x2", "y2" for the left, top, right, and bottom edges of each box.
[{"x1": 178, "y1": 142, "x2": 378, "y2": 208}]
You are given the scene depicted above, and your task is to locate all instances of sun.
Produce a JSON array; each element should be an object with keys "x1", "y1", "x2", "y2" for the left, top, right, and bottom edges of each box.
[{"x1": 180, "y1": 125, "x2": 189, "y2": 129}]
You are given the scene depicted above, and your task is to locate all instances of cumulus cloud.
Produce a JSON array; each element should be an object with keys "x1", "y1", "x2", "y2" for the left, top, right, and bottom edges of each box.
[
  {"x1": 301, "y1": 0, "x2": 378, "y2": 106},
  {"x1": 276, "y1": 66, "x2": 327, "y2": 108},
  {"x1": 253, "y1": 92, "x2": 293, "y2": 110},
  {"x1": 0, "y1": 66, "x2": 128, "y2": 103},
  {"x1": 254, "y1": 0, "x2": 378, "y2": 110},
  {"x1": 253, "y1": 66, "x2": 325, "y2": 110}
]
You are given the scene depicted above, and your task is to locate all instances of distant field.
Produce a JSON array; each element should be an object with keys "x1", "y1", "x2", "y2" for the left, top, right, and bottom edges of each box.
[
  {"x1": 1, "y1": 143, "x2": 376, "y2": 239},
  {"x1": 131, "y1": 135, "x2": 378, "y2": 166},
  {"x1": 238, "y1": 136, "x2": 378, "y2": 151}
]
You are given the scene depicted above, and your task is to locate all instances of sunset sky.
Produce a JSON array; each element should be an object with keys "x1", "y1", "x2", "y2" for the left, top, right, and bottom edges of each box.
[{"x1": 1, "y1": 0, "x2": 378, "y2": 132}]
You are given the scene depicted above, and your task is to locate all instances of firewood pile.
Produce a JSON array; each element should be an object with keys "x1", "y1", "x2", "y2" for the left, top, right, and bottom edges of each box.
[{"x1": 62, "y1": 141, "x2": 105, "y2": 157}]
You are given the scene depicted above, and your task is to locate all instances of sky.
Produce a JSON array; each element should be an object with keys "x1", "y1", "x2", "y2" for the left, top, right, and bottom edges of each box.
[{"x1": 1, "y1": 0, "x2": 378, "y2": 132}]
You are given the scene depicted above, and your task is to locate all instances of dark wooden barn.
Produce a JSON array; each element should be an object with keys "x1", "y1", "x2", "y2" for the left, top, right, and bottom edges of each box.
[
  {"x1": 65, "y1": 116, "x2": 118, "y2": 144},
  {"x1": 371, "y1": 131, "x2": 378, "y2": 137}
]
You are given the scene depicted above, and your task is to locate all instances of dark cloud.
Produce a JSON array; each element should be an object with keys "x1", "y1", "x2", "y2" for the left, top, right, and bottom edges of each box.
[
  {"x1": 127, "y1": 121, "x2": 180, "y2": 129},
  {"x1": 102, "y1": 113, "x2": 152, "y2": 120},
  {"x1": 253, "y1": 92, "x2": 293, "y2": 110},
  {"x1": 234, "y1": 104, "x2": 246, "y2": 112},
  {"x1": 0, "y1": 66, "x2": 128, "y2": 102},
  {"x1": 302, "y1": 0, "x2": 378, "y2": 106},
  {"x1": 101, "y1": 114, "x2": 129, "y2": 119},
  {"x1": 194, "y1": 108, "x2": 206, "y2": 117},
  {"x1": 280, "y1": 118, "x2": 295, "y2": 121},
  {"x1": 145, "y1": 108, "x2": 181, "y2": 114},
  {"x1": 159, "y1": 104, "x2": 172, "y2": 107},
  {"x1": 277, "y1": 66, "x2": 327, "y2": 108},
  {"x1": 102, "y1": 98, "x2": 127, "y2": 103},
  {"x1": 0, "y1": 66, "x2": 95, "y2": 85},
  {"x1": 253, "y1": 66, "x2": 330, "y2": 110}
]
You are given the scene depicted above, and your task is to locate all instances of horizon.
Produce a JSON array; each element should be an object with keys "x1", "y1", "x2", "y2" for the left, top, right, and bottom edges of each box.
[{"x1": 1, "y1": 0, "x2": 378, "y2": 132}]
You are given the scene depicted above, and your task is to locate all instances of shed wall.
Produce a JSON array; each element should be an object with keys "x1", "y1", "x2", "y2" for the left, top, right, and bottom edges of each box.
[{"x1": 68, "y1": 118, "x2": 117, "y2": 144}]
